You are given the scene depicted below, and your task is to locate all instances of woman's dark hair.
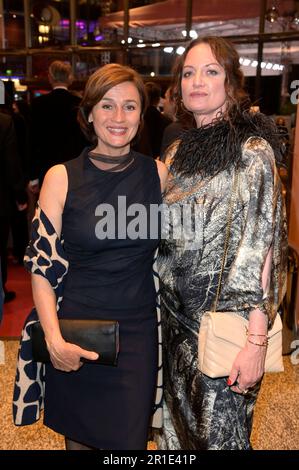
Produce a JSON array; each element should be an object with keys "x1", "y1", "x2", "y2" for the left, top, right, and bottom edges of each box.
[
  {"x1": 171, "y1": 36, "x2": 249, "y2": 126},
  {"x1": 78, "y1": 63, "x2": 148, "y2": 143}
]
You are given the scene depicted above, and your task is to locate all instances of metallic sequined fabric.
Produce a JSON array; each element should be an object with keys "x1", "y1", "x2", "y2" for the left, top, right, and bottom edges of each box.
[{"x1": 157, "y1": 136, "x2": 288, "y2": 450}]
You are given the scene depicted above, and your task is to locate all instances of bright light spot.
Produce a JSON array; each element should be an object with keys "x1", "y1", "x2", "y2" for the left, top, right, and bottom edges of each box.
[
  {"x1": 176, "y1": 46, "x2": 185, "y2": 55},
  {"x1": 182, "y1": 29, "x2": 197, "y2": 39}
]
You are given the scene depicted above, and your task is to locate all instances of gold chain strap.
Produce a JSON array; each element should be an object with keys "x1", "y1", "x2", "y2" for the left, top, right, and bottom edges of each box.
[{"x1": 213, "y1": 171, "x2": 239, "y2": 312}]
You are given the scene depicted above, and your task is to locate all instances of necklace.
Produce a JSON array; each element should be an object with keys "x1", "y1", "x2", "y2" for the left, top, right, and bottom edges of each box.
[{"x1": 88, "y1": 150, "x2": 134, "y2": 172}]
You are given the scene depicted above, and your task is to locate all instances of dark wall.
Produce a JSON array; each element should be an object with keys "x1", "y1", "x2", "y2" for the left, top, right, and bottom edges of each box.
[
  {"x1": 5, "y1": 17, "x2": 25, "y2": 49},
  {"x1": 245, "y1": 75, "x2": 282, "y2": 115}
]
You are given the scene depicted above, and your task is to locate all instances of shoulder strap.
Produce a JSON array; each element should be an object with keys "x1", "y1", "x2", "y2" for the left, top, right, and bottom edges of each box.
[{"x1": 213, "y1": 170, "x2": 239, "y2": 311}]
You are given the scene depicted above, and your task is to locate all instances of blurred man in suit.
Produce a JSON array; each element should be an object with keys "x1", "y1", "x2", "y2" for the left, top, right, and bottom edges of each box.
[
  {"x1": 28, "y1": 60, "x2": 87, "y2": 193},
  {"x1": 0, "y1": 112, "x2": 27, "y2": 302},
  {"x1": 143, "y1": 82, "x2": 171, "y2": 158}
]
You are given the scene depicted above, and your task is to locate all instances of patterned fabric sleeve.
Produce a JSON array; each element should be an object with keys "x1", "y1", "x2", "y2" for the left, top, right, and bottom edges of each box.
[
  {"x1": 24, "y1": 204, "x2": 69, "y2": 302},
  {"x1": 219, "y1": 137, "x2": 288, "y2": 328},
  {"x1": 13, "y1": 204, "x2": 68, "y2": 426},
  {"x1": 151, "y1": 252, "x2": 163, "y2": 428}
]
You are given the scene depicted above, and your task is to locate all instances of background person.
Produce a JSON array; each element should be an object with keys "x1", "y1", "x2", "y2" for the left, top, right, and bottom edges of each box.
[
  {"x1": 28, "y1": 60, "x2": 87, "y2": 192},
  {"x1": 0, "y1": 111, "x2": 27, "y2": 303},
  {"x1": 143, "y1": 82, "x2": 172, "y2": 158}
]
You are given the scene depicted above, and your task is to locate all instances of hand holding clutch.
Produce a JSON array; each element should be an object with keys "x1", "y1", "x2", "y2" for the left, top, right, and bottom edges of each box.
[
  {"x1": 31, "y1": 319, "x2": 119, "y2": 366},
  {"x1": 44, "y1": 335, "x2": 100, "y2": 372}
]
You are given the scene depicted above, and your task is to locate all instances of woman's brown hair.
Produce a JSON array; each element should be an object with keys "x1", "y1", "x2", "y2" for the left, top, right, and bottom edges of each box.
[
  {"x1": 78, "y1": 63, "x2": 148, "y2": 143},
  {"x1": 171, "y1": 36, "x2": 249, "y2": 126}
]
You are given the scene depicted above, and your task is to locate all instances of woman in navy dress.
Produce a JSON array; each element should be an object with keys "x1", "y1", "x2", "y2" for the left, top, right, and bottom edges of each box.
[{"x1": 30, "y1": 64, "x2": 168, "y2": 450}]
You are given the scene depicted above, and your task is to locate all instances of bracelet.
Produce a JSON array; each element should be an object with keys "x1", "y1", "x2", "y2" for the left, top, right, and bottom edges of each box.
[
  {"x1": 245, "y1": 327, "x2": 268, "y2": 337},
  {"x1": 248, "y1": 333, "x2": 268, "y2": 338},
  {"x1": 247, "y1": 338, "x2": 268, "y2": 347}
]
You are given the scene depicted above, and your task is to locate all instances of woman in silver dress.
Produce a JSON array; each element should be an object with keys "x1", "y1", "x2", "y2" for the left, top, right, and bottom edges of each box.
[{"x1": 157, "y1": 36, "x2": 288, "y2": 450}]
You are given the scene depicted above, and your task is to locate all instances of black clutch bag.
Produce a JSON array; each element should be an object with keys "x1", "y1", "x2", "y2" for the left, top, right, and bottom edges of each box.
[{"x1": 31, "y1": 319, "x2": 119, "y2": 366}]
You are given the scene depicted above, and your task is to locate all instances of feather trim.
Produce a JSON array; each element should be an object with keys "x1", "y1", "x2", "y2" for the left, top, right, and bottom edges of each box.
[{"x1": 171, "y1": 110, "x2": 283, "y2": 178}]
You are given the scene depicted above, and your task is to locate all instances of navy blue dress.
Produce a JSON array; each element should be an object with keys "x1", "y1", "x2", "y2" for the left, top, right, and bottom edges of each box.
[{"x1": 44, "y1": 149, "x2": 161, "y2": 450}]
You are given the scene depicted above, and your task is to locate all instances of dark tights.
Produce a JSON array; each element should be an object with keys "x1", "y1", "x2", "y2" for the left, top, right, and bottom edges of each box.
[{"x1": 65, "y1": 437, "x2": 94, "y2": 450}]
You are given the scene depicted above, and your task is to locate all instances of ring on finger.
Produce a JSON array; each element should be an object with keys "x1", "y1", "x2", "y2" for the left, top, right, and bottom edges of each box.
[{"x1": 236, "y1": 383, "x2": 249, "y2": 395}]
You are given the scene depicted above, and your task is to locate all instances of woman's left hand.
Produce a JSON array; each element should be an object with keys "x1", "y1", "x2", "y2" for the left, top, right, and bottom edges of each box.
[{"x1": 227, "y1": 341, "x2": 267, "y2": 395}]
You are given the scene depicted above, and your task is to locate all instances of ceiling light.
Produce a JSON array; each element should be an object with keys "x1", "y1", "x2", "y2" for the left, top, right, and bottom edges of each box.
[
  {"x1": 182, "y1": 29, "x2": 198, "y2": 39},
  {"x1": 291, "y1": 11, "x2": 299, "y2": 25},
  {"x1": 265, "y1": 5, "x2": 279, "y2": 23},
  {"x1": 176, "y1": 46, "x2": 185, "y2": 55}
]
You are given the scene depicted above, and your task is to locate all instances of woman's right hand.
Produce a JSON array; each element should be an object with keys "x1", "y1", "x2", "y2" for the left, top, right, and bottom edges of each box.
[{"x1": 46, "y1": 337, "x2": 99, "y2": 372}]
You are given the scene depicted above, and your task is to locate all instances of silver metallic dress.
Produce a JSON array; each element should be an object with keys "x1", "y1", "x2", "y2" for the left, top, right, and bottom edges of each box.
[{"x1": 157, "y1": 136, "x2": 287, "y2": 450}]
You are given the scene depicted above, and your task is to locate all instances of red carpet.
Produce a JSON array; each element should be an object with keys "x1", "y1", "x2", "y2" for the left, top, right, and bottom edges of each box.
[{"x1": 0, "y1": 262, "x2": 33, "y2": 338}]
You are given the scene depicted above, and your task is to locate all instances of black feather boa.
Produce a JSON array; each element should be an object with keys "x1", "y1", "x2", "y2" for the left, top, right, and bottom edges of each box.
[{"x1": 171, "y1": 110, "x2": 283, "y2": 178}]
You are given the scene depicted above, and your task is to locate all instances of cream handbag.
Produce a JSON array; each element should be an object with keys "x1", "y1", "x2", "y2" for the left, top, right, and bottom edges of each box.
[
  {"x1": 198, "y1": 172, "x2": 284, "y2": 378},
  {"x1": 198, "y1": 311, "x2": 283, "y2": 378}
]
